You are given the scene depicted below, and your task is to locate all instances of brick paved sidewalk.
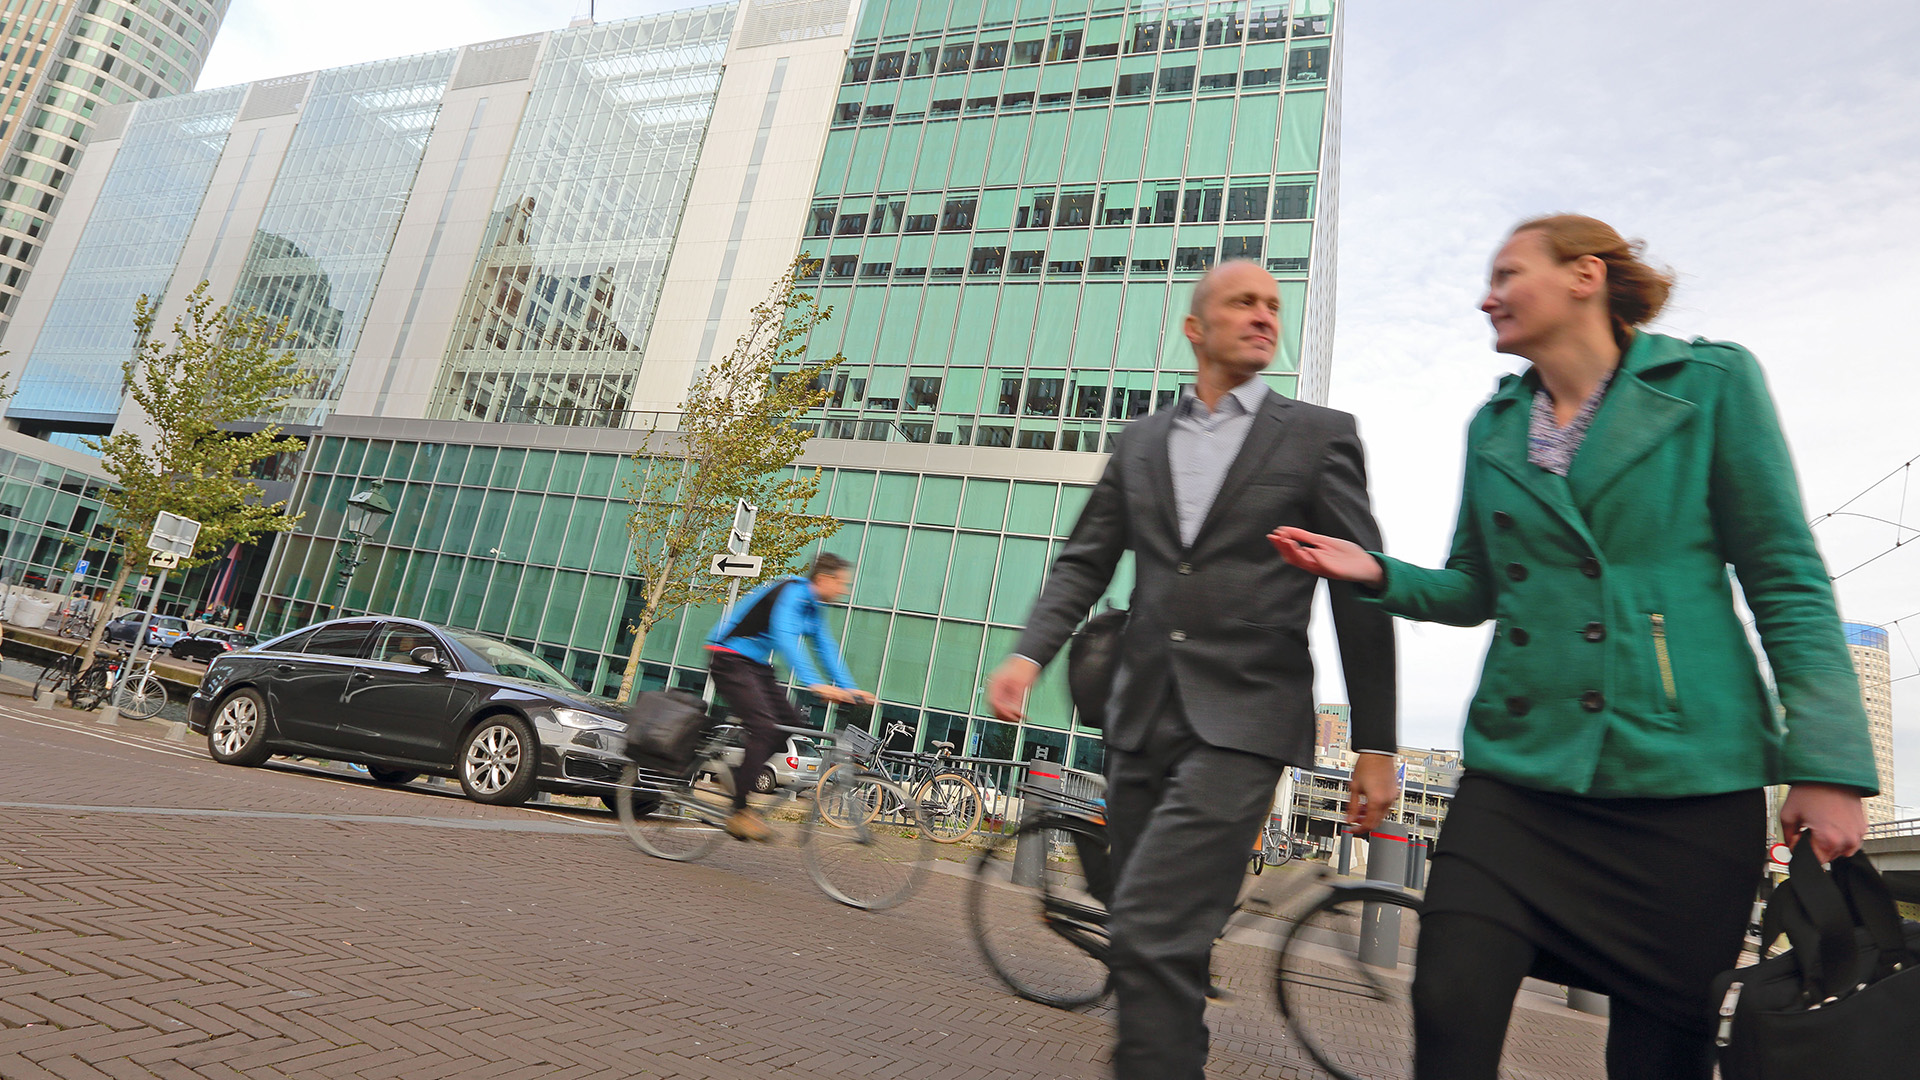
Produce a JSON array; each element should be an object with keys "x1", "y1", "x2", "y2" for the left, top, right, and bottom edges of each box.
[{"x1": 0, "y1": 707, "x2": 1607, "y2": 1079}]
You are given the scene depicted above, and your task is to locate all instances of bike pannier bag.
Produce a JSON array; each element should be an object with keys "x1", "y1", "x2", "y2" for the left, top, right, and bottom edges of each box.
[
  {"x1": 623, "y1": 690, "x2": 713, "y2": 773},
  {"x1": 1710, "y1": 832, "x2": 1920, "y2": 1079},
  {"x1": 1066, "y1": 606, "x2": 1128, "y2": 731}
]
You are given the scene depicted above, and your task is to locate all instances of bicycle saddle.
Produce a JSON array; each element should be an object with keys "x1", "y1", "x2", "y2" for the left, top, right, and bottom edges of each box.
[{"x1": 929, "y1": 740, "x2": 954, "y2": 752}]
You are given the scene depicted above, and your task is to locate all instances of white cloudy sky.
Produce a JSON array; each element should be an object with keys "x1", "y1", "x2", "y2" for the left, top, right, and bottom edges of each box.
[{"x1": 200, "y1": 1, "x2": 1920, "y2": 808}]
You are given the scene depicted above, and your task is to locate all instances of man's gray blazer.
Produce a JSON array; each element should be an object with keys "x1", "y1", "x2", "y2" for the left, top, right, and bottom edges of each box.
[{"x1": 1014, "y1": 391, "x2": 1397, "y2": 764}]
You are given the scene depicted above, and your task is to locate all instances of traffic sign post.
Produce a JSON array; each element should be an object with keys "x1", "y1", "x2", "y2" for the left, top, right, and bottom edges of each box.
[
  {"x1": 703, "y1": 502, "x2": 759, "y2": 705},
  {"x1": 709, "y1": 554, "x2": 763, "y2": 577},
  {"x1": 106, "y1": 513, "x2": 200, "y2": 726}
]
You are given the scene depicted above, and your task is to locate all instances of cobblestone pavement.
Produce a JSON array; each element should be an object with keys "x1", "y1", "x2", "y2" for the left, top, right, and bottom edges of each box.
[{"x1": 0, "y1": 704, "x2": 1608, "y2": 1079}]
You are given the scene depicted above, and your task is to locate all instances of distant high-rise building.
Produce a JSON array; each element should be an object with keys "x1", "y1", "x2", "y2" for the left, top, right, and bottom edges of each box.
[
  {"x1": 1845, "y1": 622, "x2": 1897, "y2": 825},
  {"x1": 1314, "y1": 703, "x2": 1350, "y2": 758},
  {"x1": 0, "y1": 0, "x2": 228, "y2": 337}
]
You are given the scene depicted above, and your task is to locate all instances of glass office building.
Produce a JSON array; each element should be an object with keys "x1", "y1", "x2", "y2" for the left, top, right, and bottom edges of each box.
[
  {"x1": 5, "y1": 0, "x2": 1345, "y2": 770},
  {"x1": 791, "y1": 0, "x2": 1338, "y2": 449}
]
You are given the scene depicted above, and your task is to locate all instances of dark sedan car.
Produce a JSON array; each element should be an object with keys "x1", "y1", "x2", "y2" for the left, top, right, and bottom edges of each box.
[
  {"x1": 170, "y1": 627, "x2": 258, "y2": 663},
  {"x1": 187, "y1": 617, "x2": 632, "y2": 807}
]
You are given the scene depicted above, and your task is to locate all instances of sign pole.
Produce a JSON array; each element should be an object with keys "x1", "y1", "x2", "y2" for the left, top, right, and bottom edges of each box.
[{"x1": 101, "y1": 567, "x2": 167, "y2": 726}]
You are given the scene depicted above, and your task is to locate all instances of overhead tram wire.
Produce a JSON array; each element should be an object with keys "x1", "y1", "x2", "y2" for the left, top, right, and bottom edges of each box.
[{"x1": 1806, "y1": 451, "x2": 1920, "y2": 583}]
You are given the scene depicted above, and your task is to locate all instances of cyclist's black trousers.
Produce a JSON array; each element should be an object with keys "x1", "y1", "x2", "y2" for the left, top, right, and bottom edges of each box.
[
  {"x1": 707, "y1": 650, "x2": 801, "y2": 811},
  {"x1": 1103, "y1": 699, "x2": 1281, "y2": 1080},
  {"x1": 1412, "y1": 912, "x2": 1714, "y2": 1079}
]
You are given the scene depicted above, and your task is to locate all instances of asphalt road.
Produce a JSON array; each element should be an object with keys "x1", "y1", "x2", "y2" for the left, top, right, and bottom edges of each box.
[{"x1": 0, "y1": 704, "x2": 1607, "y2": 1079}]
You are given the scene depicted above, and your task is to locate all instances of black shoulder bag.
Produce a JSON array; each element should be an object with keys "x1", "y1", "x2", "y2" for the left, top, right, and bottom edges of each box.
[
  {"x1": 623, "y1": 690, "x2": 715, "y2": 775},
  {"x1": 1711, "y1": 831, "x2": 1920, "y2": 1079},
  {"x1": 1066, "y1": 604, "x2": 1128, "y2": 730}
]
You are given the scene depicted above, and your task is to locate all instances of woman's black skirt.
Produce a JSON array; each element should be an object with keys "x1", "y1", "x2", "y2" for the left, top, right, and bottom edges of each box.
[{"x1": 1423, "y1": 773, "x2": 1767, "y2": 1031}]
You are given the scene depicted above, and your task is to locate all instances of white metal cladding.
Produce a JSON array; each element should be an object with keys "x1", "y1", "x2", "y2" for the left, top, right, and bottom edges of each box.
[
  {"x1": 237, "y1": 74, "x2": 314, "y2": 121},
  {"x1": 737, "y1": 0, "x2": 848, "y2": 48},
  {"x1": 452, "y1": 35, "x2": 546, "y2": 90},
  {"x1": 87, "y1": 103, "x2": 135, "y2": 144}
]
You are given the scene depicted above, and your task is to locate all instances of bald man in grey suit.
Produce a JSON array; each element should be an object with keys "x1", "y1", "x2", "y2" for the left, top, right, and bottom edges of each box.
[{"x1": 989, "y1": 260, "x2": 1399, "y2": 1080}]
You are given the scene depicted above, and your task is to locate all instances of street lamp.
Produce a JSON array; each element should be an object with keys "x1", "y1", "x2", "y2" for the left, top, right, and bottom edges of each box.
[{"x1": 329, "y1": 480, "x2": 393, "y2": 618}]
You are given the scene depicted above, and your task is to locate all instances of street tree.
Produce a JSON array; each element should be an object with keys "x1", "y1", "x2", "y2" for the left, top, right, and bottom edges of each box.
[
  {"x1": 615, "y1": 259, "x2": 845, "y2": 701},
  {"x1": 75, "y1": 282, "x2": 307, "y2": 671}
]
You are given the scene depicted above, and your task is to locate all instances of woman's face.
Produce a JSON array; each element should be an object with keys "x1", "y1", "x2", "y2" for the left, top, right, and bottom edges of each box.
[{"x1": 1480, "y1": 230, "x2": 1587, "y2": 358}]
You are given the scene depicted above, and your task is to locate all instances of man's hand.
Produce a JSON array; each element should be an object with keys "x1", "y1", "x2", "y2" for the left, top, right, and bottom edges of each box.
[
  {"x1": 810, "y1": 685, "x2": 874, "y2": 706},
  {"x1": 1347, "y1": 753, "x2": 1399, "y2": 833},
  {"x1": 1779, "y1": 782, "x2": 1867, "y2": 862},
  {"x1": 987, "y1": 656, "x2": 1040, "y2": 721}
]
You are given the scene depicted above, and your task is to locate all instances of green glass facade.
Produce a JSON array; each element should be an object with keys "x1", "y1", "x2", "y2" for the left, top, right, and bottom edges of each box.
[{"x1": 793, "y1": 0, "x2": 1334, "y2": 449}]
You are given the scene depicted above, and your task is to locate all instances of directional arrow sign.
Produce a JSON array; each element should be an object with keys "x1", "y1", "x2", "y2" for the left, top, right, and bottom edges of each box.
[{"x1": 709, "y1": 553, "x2": 764, "y2": 578}]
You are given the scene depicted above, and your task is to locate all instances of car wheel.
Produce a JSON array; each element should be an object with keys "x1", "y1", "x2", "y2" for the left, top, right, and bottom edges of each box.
[
  {"x1": 457, "y1": 714, "x2": 540, "y2": 806},
  {"x1": 753, "y1": 766, "x2": 779, "y2": 795},
  {"x1": 207, "y1": 688, "x2": 273, "y2": 767},
  {"x1": 367, "y1": 766, "x2": 419, "y2": 786}
]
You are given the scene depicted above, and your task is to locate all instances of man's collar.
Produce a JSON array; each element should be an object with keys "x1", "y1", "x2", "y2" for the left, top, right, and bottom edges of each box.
[{"x1": 1180, "y1": 377, "x2": 1270, "y2": 416}]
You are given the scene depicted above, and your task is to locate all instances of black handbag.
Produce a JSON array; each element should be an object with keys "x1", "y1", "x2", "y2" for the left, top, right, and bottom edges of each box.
[
  {"x1": 623, "y1": 690, "x2": 714, "y2": 774},
  {"x1": 1066, "y1": 605, "x2": 1127, "y2": 730},
  {"x1": 1711, "y1": 832, "x2": 1920, "y2": 1079}
]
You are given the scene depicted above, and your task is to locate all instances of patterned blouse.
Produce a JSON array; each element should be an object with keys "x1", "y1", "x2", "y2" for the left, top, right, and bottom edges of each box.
[{"x1": 1527, "y1": 371, "x2": 1616, "y2": 476}]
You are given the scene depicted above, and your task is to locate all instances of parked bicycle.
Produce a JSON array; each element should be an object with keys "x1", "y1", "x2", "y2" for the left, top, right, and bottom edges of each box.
[
  {"x1": 613, "y1": 720, "x2": 933, "y2": 911},
  {"x1": 34, "y1": 646, "x2": 129, "y2": 712},
  {"x1": 967, "y1": 789, "x2": 1421, "y2": 1080},
  {"x1": 1249, "y1": 815, "x2": 1295, "y2": 875},
  {"x1": 818, "y1": 719, "x2": 987, "y2": 844},
  {"x1": 111, "y1": 649, "x2": 167, "y2": 720}
]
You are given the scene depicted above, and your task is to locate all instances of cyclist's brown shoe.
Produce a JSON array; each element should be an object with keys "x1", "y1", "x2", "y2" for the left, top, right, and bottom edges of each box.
[{"x1": 725, "y1": 809, "x2": 772, "y2": 842}]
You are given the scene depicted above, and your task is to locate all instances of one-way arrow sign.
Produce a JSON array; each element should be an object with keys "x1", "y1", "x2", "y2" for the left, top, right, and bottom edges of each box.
[{"x1": 709, "y1": 553, "x2": 764, "y2": 578}]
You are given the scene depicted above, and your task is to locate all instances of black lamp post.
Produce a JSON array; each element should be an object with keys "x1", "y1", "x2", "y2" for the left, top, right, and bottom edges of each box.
[{"x1": 329, "y1": 480, "x2": 393, "y2": 618}]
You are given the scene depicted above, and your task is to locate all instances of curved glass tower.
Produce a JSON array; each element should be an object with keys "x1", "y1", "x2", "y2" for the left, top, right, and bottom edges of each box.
[{"x1": 0, "y1": 0, "x2": 229, "y2": 332}]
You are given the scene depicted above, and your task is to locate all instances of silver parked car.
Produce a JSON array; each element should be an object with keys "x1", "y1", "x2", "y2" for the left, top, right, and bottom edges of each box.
[{"x1": 714, "y1": 731, "x2": 824, "y2": 795}]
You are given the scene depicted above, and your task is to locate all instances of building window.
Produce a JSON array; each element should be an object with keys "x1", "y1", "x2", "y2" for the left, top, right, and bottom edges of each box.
[
  {"x1": 1274, "y1": 183, "x2": 1313, "y2": 219},
  {"x1": 940, "y1": 44, "x2": 973, "y2": 73},
  {"x1": 968, "y1": 246, "x2": 1006, "y2": 275},
  {"x1": 1024, "y1": 378, "x2": 1063, "y2": 416},
  {"x1": 874, "y1": 51, "x2": 905, "y2": 80},
  {"x1": 1057, "y1": 191, "x2": 1095, "y2": 226},
  {"x1": 1198, "y1": 71, "x2": 1237, "y2": 91},
  {"x1": 906, "y1": 377, "x2": 942, "y2": 409},
  {"x1": 1009, "y1": 249, "x2": 1044, "y2": 274},
  {"x1": 844, "y1": 55, "x2": 872, "y2": 83},
  {"x1": 870, "y1": 199, "x2": 904, "y2": 234},
  {"x1": 1181, "y1": 184, "x2": 1222, "y2": 223},
  {"x1": 941, "y1": 196, "x2": 978, "y2": 230},
  {"x1": 1130, "y1": 257, "x2": 1169, "y2": 273},
  {"x1": 1116, "y1": 72, "x2": 1153, "y2": 98},
  {"x1": 1175, "y1": 246, "x2": 1215, "y2": 272},
  {"x1": 997, "y1": 378, "x2": 1022, "y2": 415},
  {"x1": 975, "y1": 40, "x2": 1007, "y2": 68},
  {"x1": 1290, "y1": 46, "x2": 1329, "y2": 83},
  {"x1": 930, "y1": 97, "x2": 961, "y2": 116},
  {"x1": 1072, "y1": 384, "x2": 1107, "y2": 418},
  {"x1": 1017, "y1": 192, "x2": 1053, "y2": 229},
  {"x1": 1226, "y1": 184, "x2": 1268, "y2": 221},
  {"x1": 1088, "y1": 255, "x2": 1127, "y2": 274},
  {"x1": 1047, "y1": 29, "x2": 1082, "y2": 62},
  {"x1": 859, "y1": 262, "x2": 892, "y2": 278},
  {"x1": 809, "y1": 203, "x2": 836, "y2": 236},
  {"x1": 826, "y1": 254, "x2": 857, "y2": 278},
  {"x1": 1001, "y1": 91, "x2": 1034, "y2": 109},
  {"x1": 1046, "y1": 259, "x2": 1085, "y2": 275},
  {"x1": 1012, "y1": 38, "x2": 1043, "y2": 66},
  {"x1": 1158, "y1": 65, "x2": 1195, "y2": 94},
  {"x1": 836, "y1": 211, "x2": 869, "y2": 234},
  {"x1": 1017, "y1": 429, "x2": 1056, "y2": 450},
  {"x1": 903, "y1": 211, "x2": 937, "y2": 233},
  {"x1": 836, "y1": 102, "x2": 861, "y2": 123},
  {"x1": 864, "y1": 103, "x2": 893, "y2": 122},
  {"x1": 977, "y1": 426, "x2": 1013, "y2": 447},
  {"x1": 1220, "y1": 236, "x2": 1262, "y2": 262}
]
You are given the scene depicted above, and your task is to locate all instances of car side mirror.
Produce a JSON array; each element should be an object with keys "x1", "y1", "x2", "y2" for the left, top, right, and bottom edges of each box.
[{"x1": 409, "y1": 646, "x2": 445, "y2": 669}]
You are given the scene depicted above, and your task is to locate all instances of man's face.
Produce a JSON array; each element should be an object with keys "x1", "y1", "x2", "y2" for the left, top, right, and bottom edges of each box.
[
  {"x1": 811, "y1": 570, "x2": 852, "y2": 603},
  {"x1": 1183, "y1": 262, "x2": 1281, "y2": 378}
]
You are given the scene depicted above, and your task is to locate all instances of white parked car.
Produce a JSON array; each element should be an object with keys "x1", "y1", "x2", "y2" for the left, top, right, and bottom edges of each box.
[{"x1": 712, "y1": 731, "x2": 825, "y2": 795}]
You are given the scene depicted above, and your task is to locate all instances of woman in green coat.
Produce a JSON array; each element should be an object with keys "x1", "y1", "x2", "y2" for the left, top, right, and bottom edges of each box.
[{"x1": 1271, "y1": 215, "x2": 1877, "y2": 1080}]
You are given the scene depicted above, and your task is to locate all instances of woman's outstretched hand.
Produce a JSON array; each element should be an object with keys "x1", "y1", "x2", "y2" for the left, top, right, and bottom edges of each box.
[{"x1": 1268, "y1": 527, "x2": 1387, "y2": 587}]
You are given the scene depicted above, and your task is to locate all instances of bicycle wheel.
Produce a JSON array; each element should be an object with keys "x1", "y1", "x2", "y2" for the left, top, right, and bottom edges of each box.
[
  {"x1": 33, "y1": 656, "x2": 76, "y2": 699},
  {"x1": 115, "y1": 673, "x2": 167, "y2": 720},
  {"x1": 68, "y1": 668, "x2": 110, "y2": 711},
  {"x1": 801, "y1": 767, "x2": 930, "y2": 910},
  {"x1": 615, "y1": 762, "x2": 727, "y2": 862},
  {"x1": 1263, "y1": 827, "x2": 1294, "y2": 867},
  {"x1": 1274, "y1": 882, "x2": 1423, "y2": 1080},
  {"x1": 814, "y1": 761, "x2": 883, "y2": 827},
  {"x1": 914, "y1": 771, "x2": 984, "y2": 843},
  {"x1": 967, "y1": 815, "x2": 1113, "y2": 1009}
]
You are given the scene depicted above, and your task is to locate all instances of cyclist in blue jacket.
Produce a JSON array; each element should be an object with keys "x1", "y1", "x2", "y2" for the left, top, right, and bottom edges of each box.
[{"x1": 705, "y1": 552, "x2": 874, "y2": 840}]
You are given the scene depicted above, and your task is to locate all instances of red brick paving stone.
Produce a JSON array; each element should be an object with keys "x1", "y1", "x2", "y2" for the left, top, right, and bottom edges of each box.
[{"x1": 1, "y1": 713, "x2": 1608, "y2": 1079}]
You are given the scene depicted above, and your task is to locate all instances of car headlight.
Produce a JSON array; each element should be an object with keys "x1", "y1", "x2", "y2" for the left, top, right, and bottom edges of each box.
[{"x1": 552, "y1": 707, "x2": 624, "y2": 732}]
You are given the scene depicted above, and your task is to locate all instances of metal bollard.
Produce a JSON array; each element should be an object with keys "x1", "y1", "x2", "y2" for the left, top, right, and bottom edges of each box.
[
  {"x1": 1358, "y1": 823, "x2": 1411, "y2": 970},
  {"x1": 1013, "y1": 761, "x2": 1064, "y2": 888}
]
